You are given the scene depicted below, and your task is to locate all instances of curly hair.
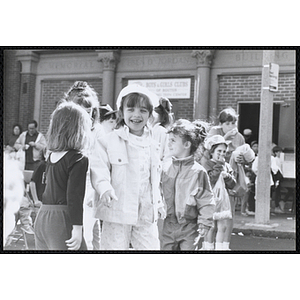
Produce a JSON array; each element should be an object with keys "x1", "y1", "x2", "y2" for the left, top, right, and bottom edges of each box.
[{"x1": 167, "y1": 119, "x2": 208, "y2": 155}]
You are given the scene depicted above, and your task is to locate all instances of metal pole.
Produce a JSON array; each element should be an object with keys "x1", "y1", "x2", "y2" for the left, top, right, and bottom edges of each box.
[{"x1": 255, "y1": 50, "x2": 275, "y2": 224}]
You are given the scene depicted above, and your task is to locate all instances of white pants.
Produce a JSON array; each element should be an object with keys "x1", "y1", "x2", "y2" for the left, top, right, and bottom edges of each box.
[{"x1": 101, "y1": 221, "x2": 160, "y2": 250}]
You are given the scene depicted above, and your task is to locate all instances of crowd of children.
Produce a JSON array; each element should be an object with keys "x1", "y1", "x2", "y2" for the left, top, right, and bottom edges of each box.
[{"x1": 7, "y1": 81, "x2": 288, "y2": 252}]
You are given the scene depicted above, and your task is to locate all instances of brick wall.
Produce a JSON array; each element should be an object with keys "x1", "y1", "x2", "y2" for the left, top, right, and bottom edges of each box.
[
  {"x1": 40, "y1": 79, "x2": 102, "y2": 135},
  {"x1": 3, "y1": 50, "x2": 21, "y2": 144},
  {"x1": 176, "y1": 78, "x2": 195, "y2": 121},
  {"x1": 218, "y1": 73, "x2": 295, "y2": 113}
]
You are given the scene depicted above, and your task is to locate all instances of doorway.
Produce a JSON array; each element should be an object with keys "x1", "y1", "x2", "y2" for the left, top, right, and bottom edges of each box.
[{"x1": 238, "y1": 102, "x2": 280, "y2": 145}]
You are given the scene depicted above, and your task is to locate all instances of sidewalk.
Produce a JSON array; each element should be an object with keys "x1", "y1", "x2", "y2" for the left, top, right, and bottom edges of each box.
[{"x1": 233, "y1": 210, "x2": 296, "y2": 239}]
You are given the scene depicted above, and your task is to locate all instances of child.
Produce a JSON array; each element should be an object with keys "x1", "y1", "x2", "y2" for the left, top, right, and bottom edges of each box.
[
  {"x1": 150, "y1": 97, "x2": 174, "y2": 162},
  {"x1": 201, "y1": 135, "x2": 236, "y2": 250},
  {"x1": 64, "y1": 81, "x2": 102, "y2": 250},
  {"x1": 203, "y1": 107, "x2": 245, "y2": 164},
  {"x1": 271, "y1": 146, "x2": 284, "y2": 213},
  {"x1": 149, "y1": 97, "x2": 174, "y2": 244},
  {"x1": 99, "y1": 103, "x2": 118, "y2": 135},
  {"x1": 34, "y1": 102, "x2": 91, "y2": 250},
  {"x1": 161, "y1": 119, "x2": 215, "y2": 251},
  {"x1": 90, "y1": 84, "x2": 166, "y2": 250}
]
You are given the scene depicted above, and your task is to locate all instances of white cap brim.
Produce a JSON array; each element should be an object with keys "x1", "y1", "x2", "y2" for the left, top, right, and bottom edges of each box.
[{"x1": 116, "y1": 84, "x2": 159, "y2": 109}]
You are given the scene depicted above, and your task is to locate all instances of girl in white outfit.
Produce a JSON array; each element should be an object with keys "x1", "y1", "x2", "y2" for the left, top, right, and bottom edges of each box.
[{"x1": 90, "y1": 84, "x2": 166, "y2": 250}]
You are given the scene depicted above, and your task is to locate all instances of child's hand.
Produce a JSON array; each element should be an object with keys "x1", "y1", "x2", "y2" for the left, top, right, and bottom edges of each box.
[
  {"x1": 87, "y1": 200, "x2": 93, "y2": 208},
  {"x1": 193, "y1": 224, "x2": 210, "y2": 246},
  {"x1": 221, "y1": 171, "x2": 228, "y2": 178},
  {"x1": 101, "y1": 190, "x2": 118, "y2": 208},
  {"x1": 224, "y1": 127, "x2": 237, "y2": 140},
  {"x1": 65, "y1": 225, "x2": 82, "y2": 250},
  {"x1": 158, "y1": 207, "x2": 166, "y2": 219}
]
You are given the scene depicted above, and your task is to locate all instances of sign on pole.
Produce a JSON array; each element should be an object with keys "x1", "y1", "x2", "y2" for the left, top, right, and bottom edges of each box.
[{"x1": 269, "y1": 63, "x2": 279, "y2": 92}]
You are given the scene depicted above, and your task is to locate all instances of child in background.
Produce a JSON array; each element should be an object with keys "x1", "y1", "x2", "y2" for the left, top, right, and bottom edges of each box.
[
  {"x1": 99, "y1": 103, "x2": 118, "y2": 135},
  {"x1": 90, "y1": 84, "x2": 166, "y2": 250},
  {"x1": 34, "y1": 102, "x2": 91, "y2": 250},
  {"x1": 64, "y1": 81, "x2": 101, "y2": 250},
  {"x1": 150, "y1": 97, "x2": 174, "y2": 162},
  {"x1": 161, "y1": 119, "x2": 215, "y2": 251},
  {"x1": 193, "y1": 119, "x2": 211, "y2": 164},
  {"x1": 271, "y1": 146, "x2": 284, "y2": 213},
  {"x1": 149, "y1": 96, "x2": 174, "y2": 244},
  {"x1": 201, "y1": 135, "x2": 236, "y2": 250}
]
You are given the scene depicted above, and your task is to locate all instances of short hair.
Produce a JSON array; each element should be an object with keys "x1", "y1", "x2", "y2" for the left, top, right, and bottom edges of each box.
[
  {"x1": 167, "y1": 119, "x2": 205, "y2": 155},
  {"x1": 250, "y1": 140, "x2": 258, "y2": 148},
  {"x1": 47, "y1": 102, "x2": 91, "y2": 152},
  {"x1": 272, "y1": 146, "x2": 282, "y2": 154},
  {"x1": 28, "y1": 120, "x2": 38, "y2": 128},
  {"x1": 218, "y1": 107, "x2": 238, "y2": 124},
  {"x1": 115, "y1": 93, "x2": 153, "y2": 129}
]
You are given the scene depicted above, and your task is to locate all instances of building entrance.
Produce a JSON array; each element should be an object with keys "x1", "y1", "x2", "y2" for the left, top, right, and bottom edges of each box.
[{"x1": 238, "y1": 102, "x2": 280, "y2": 145}]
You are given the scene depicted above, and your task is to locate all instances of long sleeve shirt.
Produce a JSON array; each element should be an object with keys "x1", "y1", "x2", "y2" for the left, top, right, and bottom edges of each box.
[{"x1": 42, "y1": 150, "x2": 88, "y2": 226}]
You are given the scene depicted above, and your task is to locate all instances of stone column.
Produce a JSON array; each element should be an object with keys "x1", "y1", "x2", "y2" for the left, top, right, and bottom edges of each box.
[
  {"x1": 191, "y1": 50, "x2": 215, "y2": 120},
  {"x1": 15, "y1": 50, "x2": 39, "y2": 128},
  {"x1": 96, "y1": 50, "x2": 120, "y2": 108}
]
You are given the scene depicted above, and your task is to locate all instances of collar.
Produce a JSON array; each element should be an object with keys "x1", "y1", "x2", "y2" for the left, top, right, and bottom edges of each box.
[
  {"x1": 172, "y1": 155, "x2": 194, "y2": 166},
  {"x1": 115, "y1": 125, "x2": 151, "y2": 141}
]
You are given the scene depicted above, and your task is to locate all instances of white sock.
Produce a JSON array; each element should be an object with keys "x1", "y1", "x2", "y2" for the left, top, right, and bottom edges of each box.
[
  {"x1": 206, "y1": 242, "x2": 214, "y2": 250},
  {"x1": 215, "y1": 242, "x2": 223, "y2": 250},
  {"x1": 201, "y1": 241, "x2": 207, "y2": 250},
  {"x1": 223, "y1": 242, "x2": 230, "y2": 250}
]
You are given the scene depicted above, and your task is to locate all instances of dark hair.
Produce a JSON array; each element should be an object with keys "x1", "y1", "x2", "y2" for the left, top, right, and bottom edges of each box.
[
  {"x1": 272, "y1": 146, "x2": 282, "y2": 154},
  {"x1": 218, "y1": 107, "x2": 238, "y2": 124},
  {"x1": 12, "y1": 123, "x2": 22, "y2": 134},
  {"x1": 167, "y1": 119, "x2": 205, "y2": 155},
  {"x1": 154, "y1": 104, "x2": 174, "y2": 127},
  {"x1": 100, "y1": 105, "x2": 117, "y2": 122},
  {"x1": 115, "y1": 93, "x2": 153, "y2": 129},
  {"x1": 250, "y1": 140, "x2": 258, "y2": 148},
  {"x1": 209, "y1": 143, "x2": 228, "y2": 157},
  {"x1": 28, "y1": 120, "x2": 38, "y2": 128}
]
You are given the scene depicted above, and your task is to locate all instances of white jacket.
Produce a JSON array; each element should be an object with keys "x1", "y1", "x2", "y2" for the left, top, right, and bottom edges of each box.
[
  {"x1": 14, "y1": 131, "x2": 46, "y2": 162},
  {"x1": 90, "y1": 126, "x2": 163, "y2": 225}
]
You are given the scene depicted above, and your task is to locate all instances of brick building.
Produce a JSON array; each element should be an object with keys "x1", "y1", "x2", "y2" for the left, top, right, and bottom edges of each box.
[{"x1": 3, "y1": 49, "x2": 296, "y2": 151}]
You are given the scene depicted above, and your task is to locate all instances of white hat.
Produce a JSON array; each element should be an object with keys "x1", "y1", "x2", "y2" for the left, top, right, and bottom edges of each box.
[
  {"x1": 116, "y1": 84, "x2": 159, "y2": 109},
  {"x1": 204, "y1": 135, "x2": 230, "y2": 151}
]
